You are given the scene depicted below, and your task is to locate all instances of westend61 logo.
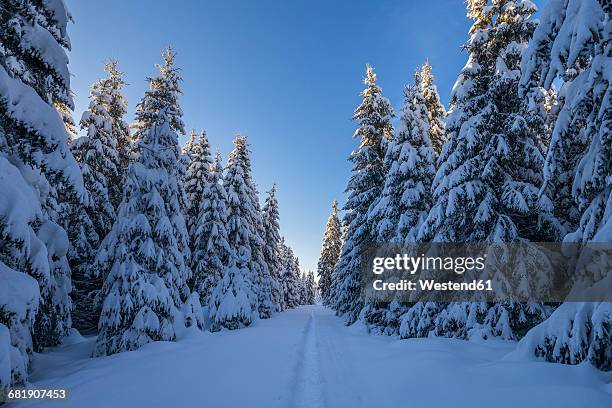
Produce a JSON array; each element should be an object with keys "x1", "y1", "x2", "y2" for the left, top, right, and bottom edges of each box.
[{"x1": 361, "y1": 243, "x2": 612, "y2": 303}]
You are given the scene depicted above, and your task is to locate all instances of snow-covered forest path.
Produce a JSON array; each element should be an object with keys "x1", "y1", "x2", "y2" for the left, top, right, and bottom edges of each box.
[{"x1": 14, "y1": 306, "x2": 612, "y2": 408}]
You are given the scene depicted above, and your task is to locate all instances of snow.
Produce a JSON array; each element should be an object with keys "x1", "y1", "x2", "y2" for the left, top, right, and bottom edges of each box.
[
  {"x1": 510, "y1": 302, "x2": 612, "y2": 369},
  {"x1": 19, "y1": 19, "x2": 70, "y2": 88},
  {"x1": 0, "y1": 261, "x2": 40, "y2": 321},
  {"x1": 0, "y1": 156, "x2": 42, "y2": 245},
  {"x1": 12, "y1": 306, "x2": 612, "y2": 408},
  {"x1": 0, "y1": 324, "x2": 10, "y2": 390},
  {"x1": 0, "y1": 65, "x2": 85, "y2": 199},
  {"x1": 42, "y1": 0, "x2": 72, "y2": 43}
]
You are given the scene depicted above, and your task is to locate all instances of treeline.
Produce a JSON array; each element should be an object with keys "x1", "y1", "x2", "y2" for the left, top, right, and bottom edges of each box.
[
  {"x1": 0, "y1": 1, "x2": 317, "y2": 392},
  {"x1": 318, "y1": 0, "x2": 610, "y2": 371}
]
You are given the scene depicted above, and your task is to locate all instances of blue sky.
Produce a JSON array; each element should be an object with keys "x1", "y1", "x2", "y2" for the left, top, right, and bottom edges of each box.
[{"x1": 66, "y1": 0, "x2": 476, "y2": 272}]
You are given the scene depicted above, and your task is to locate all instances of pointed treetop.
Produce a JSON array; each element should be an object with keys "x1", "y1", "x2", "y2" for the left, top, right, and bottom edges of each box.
[
  {"x1": 159, "y1": 46, "x2": 179, "y2": 76},
  {"x1": 212, "y1": 151, "x2": 223, "y2": 171},
  {"x1": 133, "y1": 46, "x2": 185, "y2": 141},
  {"x1": 467, "y1": 0, "x2": 488, "y2": 28},
  {"x1": 417, "y1": 59, "x2": 447, "y2": 155},
  {"x1": 419, "y1": 60, "x2": 431, "y2": 85},
  {"x1": 332, "y1": 199, "x2": 339, "y2": 213},
  {"x1": 104, "y1": 59, "x2": 125, "y2": 82},
  {"x1": 364, "y1": 64, "x2": 377, "y2": 86},
  {"x1": 183, "y1": 128, "x2": 197, "y2": 154},
  {"x1": 234, "y1": 133, "x2": 248, "y2": 148},
  {"x1": 208, "y1": 151, "x2": 224, "y2": 186},
  {"x1": 199, "y1": 129, "x2": 208, "y2": 144}
]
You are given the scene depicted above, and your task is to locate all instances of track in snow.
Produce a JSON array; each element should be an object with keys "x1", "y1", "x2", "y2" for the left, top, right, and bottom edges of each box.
[
  {"x1": 293, "y1": 311, "x2": 325, "y2": 408},
  {"x1": 13, "y1": 305, "x2": 612, "y2": 408}
]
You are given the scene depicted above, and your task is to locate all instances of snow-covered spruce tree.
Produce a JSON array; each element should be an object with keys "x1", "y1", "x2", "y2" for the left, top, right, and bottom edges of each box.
[
  {"x1": 276, "y1": 238, "x2": 288, "y2": 310},
  {"x1": 182, "y1": 128, "x2": 197, "y2": 158},
  {"x1": 132, "y1": 47, "x2": 185, "y2": 144},
  {"x1": 370, "y1": 81, "x2": 436, "y2": 244},
  {"x1": 0, "y1": 0, "x2": 89, "y2": 362},
  {"x1": 74, "y1": 69, "x2": 126, "y2": 241},
  {"x1": 224, "y1": 135, "x2": 274, "y2": 319},
  {"x1": 184, "y1": 129, "x2": 212, "y2": 247},
  {"x1": 333, "y1": 65, "x2": 394, "y2": 325},
  {"x1": 521, "y1": 0, "x2": 609, "y2": 237},
  {"x1": 191, "y1": 153, "x2": 230, "y2": 307},
  {"x1": 298, "y1": 272, "x2": 307, "y2": 305},
  {"x1": 249, "y1": 176, "x2": 275, "y2": 317},
  {"x1": 68, "y1": 61, "x2": 132, "y2": 333},
  {"x1": 208, "y1": 250, "x2": 257, "y2": 331},
  {"x1": 418, "y1": 60, "x2": 447, "y2": 155},
  {"x1": 526, "y1": 0, "x2": 610, "y2": 244},
  {"x1": 329, "y1": 215, "x2": 349, "y2": 309},
  {"x1": 317, "y1": 200, "x2": 342, "y2": 306},
  {"x1": 416, "y1": 0, "x2": 557, "y2": 340},
  {"x1": 303, "y1": 271, "x2": 316, "y2": 305},
  {"x1": 178, "y1": 129, "x2": 197, "y2": 198},
  {"x1": 93, "y1": 110, "x2": 194, "y2": 356},
  {"x1": 280, "y1": 240, "x2": 301, "y2": 309},
  {"x1": 514, "y1": 0, "x2": 611, "y2": 370},
  {"x1": 364, "y1": 78, "x2": 436, "y2": 336},
  {"x1": 419, "y1": 0, "x2": 553, "y2": 243},
  {"x1": 262, "y1": 184, "x2": 285, "y2": 312},
  {"x1": 225, "y1": 136, "x2": 274, "y2": 319},
  {"x1": 100, "y1": 60, "x2": 132, "y2": 207},
  {"x1": 61, "y1": 199, "x2": 99, "y2": 333}
]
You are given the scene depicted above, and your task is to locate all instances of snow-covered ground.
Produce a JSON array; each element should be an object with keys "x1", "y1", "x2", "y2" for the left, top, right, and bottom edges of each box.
[{"x1": 14, "y1": 306, "x2": 612, "y2": 408}]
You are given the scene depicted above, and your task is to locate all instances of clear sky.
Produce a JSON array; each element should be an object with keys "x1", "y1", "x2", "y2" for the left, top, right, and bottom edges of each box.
[{"x1": 66, "y1": 0, "x2": 477, "y2": 272}]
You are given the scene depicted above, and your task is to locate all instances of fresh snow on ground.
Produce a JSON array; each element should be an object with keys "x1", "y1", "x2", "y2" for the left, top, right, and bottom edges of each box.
[{"x1": 15, "y1": 306, "x2": 612, "y2": 408}]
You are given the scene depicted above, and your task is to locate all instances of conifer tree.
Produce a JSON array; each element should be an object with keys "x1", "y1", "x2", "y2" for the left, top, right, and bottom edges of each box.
[
  {"x1": 299, "y1": 272, "x2": 307, "y2": 305},
  {"x1": 363, "y1": 77, "x2": 437, "y2": 336},
  {"x1": 317, "y1": 200, "x2": 342, "y2": 306},
  {"x1": 191, "y1": 153, "x2": 230, "y2": 306},
  {"x1": 418, "y1": 60, "x2": 447, "y2": 155},
  {"x1": 0, "y1": 0, "x2": 87, "y2": 385},
  {"x1": 132, "y1": 47, "x2": 185, "y2": 144},
  {"x1": 179, "y1": 129, "x2": 197, "y2": 198},
  {"x1": 262, "y1": 185, "x2": 285, "y2": 311},
  {"x1": 94, "y1": 110, "x2": 192, "y2": 356},
  {"x1": 415, "y1": 0, "x2": 559, "y2": 340},
  {"x1": 304, "y1": 271, "x2": 316, "y2": 305},
  {"x1": 329, "y1": 216, "x2": 349, "y2": 309},
  {"x1": 515, "y1": 0, "x2": 611, "y2": 370},
  {"x1": 208, "y1": 251, "x2": 257, "y2": 331},
  {"x1": 223, "y1": 136, "x2": 268, "y2": 320},
  {"x1": 418, "y1": 0, "x2": 550, "y2": 243},
  {"x1": 370, "y1": 80, "x2": 436, "y2": 243},
  {"x1": 224, "y1": 135, "x2": 275, "y2": 319},
  {"x1": 73, "y1": 70, "x2": 124, "y2": 242},
  {"x1": 182, "y1": 128, "x2": 198, "y2": 158},
  {"x1": 523, "y1": 0, "x2": 610, "y2": 244},
  {"x1": 280, "y1": 240, "x2": 301, "y2": 309},
  {"x1": 101, "y1": 60, "x2": 132, "y2": 205},
  {"x1": 333, "y1": 65, "x2": 394, "y2": 324},
  {"x1": 68, "y1": 61, "x2": 132, "y2": 332},
  {"x1": 184, "y1": 130, "x2": 212, "y2": 246}
]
